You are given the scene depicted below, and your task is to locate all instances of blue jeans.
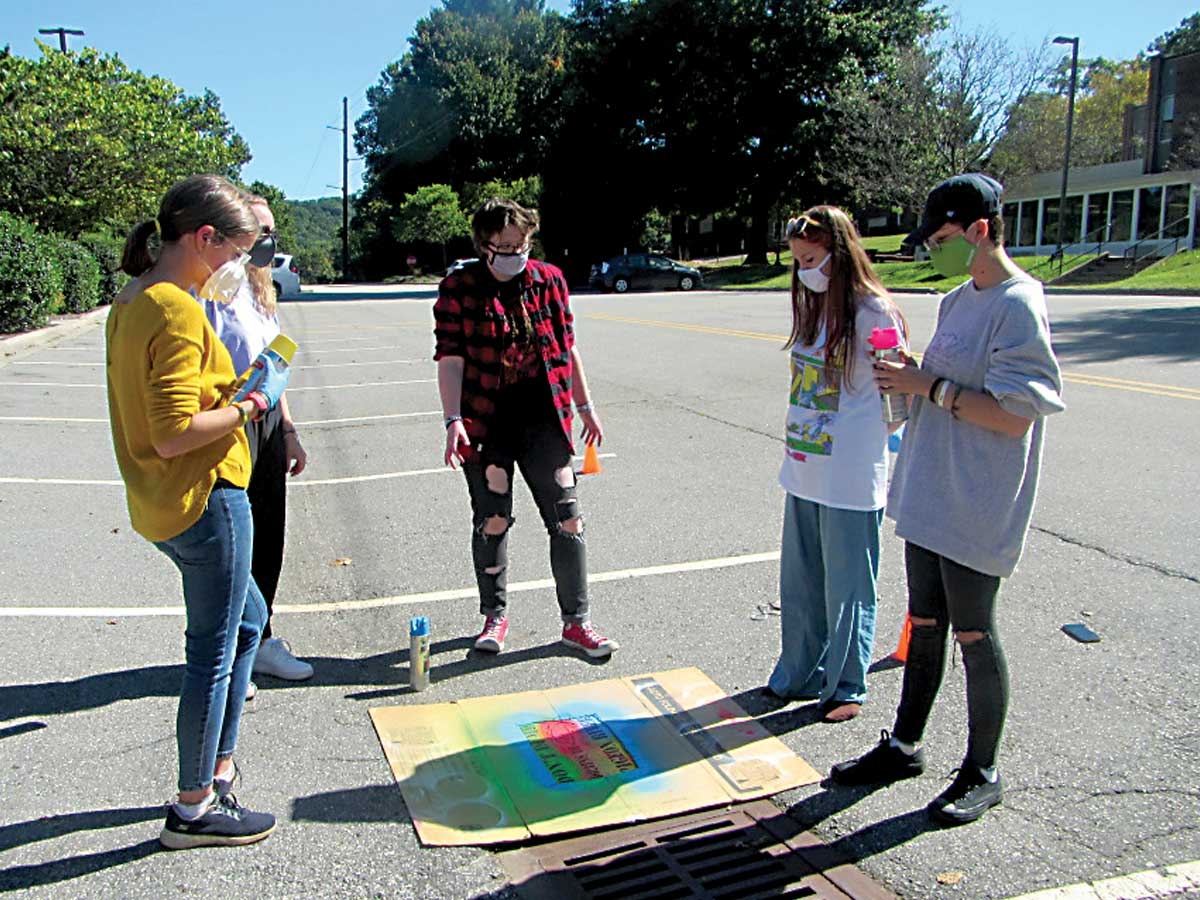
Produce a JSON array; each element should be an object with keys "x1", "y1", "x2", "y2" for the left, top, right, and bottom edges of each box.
[
  {"x1": 768, "y1": 495, "x2": 882, "y2": 705},
  {"x1": 154, "y1": 483, "x2": 267, "y2": 793}
]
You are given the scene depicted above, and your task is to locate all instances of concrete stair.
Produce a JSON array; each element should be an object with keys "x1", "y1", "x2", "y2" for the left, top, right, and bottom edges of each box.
[{"x1": 1051, "y1": 253, "x2": 1161, "y2": 286}]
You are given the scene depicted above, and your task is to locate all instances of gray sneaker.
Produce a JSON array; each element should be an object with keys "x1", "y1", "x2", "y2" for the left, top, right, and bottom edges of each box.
[{"x1": 160, "y1": 793, "x2": 275, "y2": 850}]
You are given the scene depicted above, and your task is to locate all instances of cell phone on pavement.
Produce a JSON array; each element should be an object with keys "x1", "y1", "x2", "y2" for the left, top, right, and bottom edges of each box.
[{"x1": 1061, "y1": 622, "x2": 1101, "y2": 643}]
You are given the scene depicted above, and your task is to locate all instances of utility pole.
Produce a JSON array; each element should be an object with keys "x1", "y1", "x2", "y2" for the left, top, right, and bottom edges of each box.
[
  {"x1": 38, "y1": 27, "x2": 85, "y2": 52},
  {"x1": 327, "y1": 97, "x2": 351, "y2": 279},
  {"x1": 1052, "y1": 35, "x2": 1080, "y2": 272}
]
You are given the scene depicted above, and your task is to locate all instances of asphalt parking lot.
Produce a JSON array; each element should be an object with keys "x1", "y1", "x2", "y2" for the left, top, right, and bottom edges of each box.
[{"x1": 1, "y1": 283, "x2": 1198, "y2": 900}]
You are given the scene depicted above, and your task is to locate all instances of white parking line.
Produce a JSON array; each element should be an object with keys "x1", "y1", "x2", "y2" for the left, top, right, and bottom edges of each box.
[
  {"x1": 0, "y1": 411, "x2": 441, "y2": 426},
  {"x1": 0, "y1": 549, "x2": 778, "y2": 617},
  {"x1": 295, "y1": 359, "x2": 426, "y2": 369},
  {"x1": 14, "y1": 361, "x2": 103, "y2": 367},
  {"x1": 0, "y1": 379, "x2": 435, "y2": 392},
  {"x1": 0, "y1": 382, "x2": 103, "y2": 388},
  {"x1": 0, "y1": 453, "x2": 616, "y2": 487},
  {"x1": 298, "y1": 346, "x2": 407, "y2": 354},
  {"x1": 999, "y1": 860, "x2": 1200, "y2": 900},
  {"x1": 286, "y1": 379, "x2": 436, "y2": 391}
]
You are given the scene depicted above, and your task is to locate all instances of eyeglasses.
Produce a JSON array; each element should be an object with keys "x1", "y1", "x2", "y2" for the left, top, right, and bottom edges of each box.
[
  {"x1": 484, "y1": 241, "x2": 530, "y2": 256},
  {"x1": 923, "y1": 226, "x2": 963, "y2": 253},
  {"x1": 785, "y1": 216, "x2": 824, "y2": 240}
]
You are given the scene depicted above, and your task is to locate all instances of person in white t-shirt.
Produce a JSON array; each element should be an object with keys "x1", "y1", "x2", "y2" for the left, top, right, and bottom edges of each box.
[{"x1": 765, "y1": 205, "x2": 907, "y2": 723}]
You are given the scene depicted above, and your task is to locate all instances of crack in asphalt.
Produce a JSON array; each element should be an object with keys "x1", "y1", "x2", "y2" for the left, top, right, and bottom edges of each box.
[{"x1": 1031, "y1": 525, "x2": 1200, "y2": 585}]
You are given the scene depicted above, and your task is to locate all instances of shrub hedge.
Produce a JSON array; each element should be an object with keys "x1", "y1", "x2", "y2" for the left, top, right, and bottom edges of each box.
[
  {"x1": 0, "y1": 214, "x2": 119, "y2": 333},
  {"x1": 0, "y1": 213, "x2": 63, "y2": 333}
]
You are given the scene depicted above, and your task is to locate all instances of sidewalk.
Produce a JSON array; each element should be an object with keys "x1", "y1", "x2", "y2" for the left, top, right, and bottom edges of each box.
[{"x1": 0, "y1": 306, "x2": 109, "y2": 366}]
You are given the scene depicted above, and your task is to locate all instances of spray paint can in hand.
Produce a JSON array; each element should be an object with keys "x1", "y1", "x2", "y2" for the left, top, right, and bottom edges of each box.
[
  {"x1": 868, "y1": 326, "x2": 910, "y2": 424},
  {"x1": 409, "y1": 616, "x2": 431, "y2": 692}
]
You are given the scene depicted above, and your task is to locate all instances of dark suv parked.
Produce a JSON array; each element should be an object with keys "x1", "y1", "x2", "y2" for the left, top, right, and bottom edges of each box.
[{"x1": 589, "y1": 253, "x2": 703, "y2": 293}]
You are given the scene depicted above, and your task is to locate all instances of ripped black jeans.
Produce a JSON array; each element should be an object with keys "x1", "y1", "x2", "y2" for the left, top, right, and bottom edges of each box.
[
  {"x1": 893, "y1": 542, "x2": 1009, "y2": 770},
  {"x1": 462, "y1": 419, "x2": 587, "y2": 622}
]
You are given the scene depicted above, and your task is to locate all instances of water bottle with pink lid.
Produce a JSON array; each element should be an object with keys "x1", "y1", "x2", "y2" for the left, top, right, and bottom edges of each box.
[{"x1": 868, "y1": 326, "x2": 910, "y2": 423}]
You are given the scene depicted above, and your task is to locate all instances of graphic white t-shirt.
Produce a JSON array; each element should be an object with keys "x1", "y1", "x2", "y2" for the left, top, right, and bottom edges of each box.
[{"x1": 778, "y1": 295, "x2": 904, "y2": 511}]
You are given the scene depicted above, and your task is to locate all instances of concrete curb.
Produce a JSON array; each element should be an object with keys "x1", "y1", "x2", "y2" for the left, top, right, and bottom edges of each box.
[{"x1": 0, "y1": 305, "x2": 110, "y2": 367}]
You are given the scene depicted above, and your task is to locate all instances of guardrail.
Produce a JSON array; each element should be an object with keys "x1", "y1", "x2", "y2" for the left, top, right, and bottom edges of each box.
[{"x1": 1125, "y1": 215, "x2": 1191, "y2": 269}]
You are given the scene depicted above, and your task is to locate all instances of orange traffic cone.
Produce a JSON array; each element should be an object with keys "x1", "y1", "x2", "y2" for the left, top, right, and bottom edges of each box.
[
  {"x1": 891, "y1": 614, "x2": 912, "y2": 663},
  {"x1": 581, "y1": 443, "x2": 603, "y2": 475}
]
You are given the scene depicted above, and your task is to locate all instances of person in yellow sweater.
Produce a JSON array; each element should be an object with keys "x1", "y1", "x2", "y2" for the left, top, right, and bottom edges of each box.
[{"x1": 108, "y1": 174, "x2": 290, "y2": 850}]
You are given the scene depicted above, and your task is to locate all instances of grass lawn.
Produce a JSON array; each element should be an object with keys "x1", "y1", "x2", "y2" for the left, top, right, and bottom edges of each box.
[
  {"x1": 1102, "y1": 250, "x2": 1200, "y2": 292},
  {"x1": 695, "y1": 234, "x2": 1200, "y2": 294}
]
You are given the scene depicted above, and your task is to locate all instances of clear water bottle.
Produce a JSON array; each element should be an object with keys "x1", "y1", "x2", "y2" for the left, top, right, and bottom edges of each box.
[
  {"x1": 868, "y1": 326, "x2": 910, "y2": 424},
  {"x1": 409, "y1": 616, "x2": 431, "y2": 691}
]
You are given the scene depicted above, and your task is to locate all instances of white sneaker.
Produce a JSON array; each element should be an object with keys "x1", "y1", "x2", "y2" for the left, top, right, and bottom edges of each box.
[
  {"x1": 245, "y1": 681, "x2": 257, "y2": 701},
  {"x1": 252, "y1": 637, "x2": 314, "y2": 681}
]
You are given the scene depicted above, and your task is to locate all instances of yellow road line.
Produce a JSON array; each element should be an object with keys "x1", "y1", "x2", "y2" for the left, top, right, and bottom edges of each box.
[{"x1": 585, "y1": 312, "x2": 1200, "y2": 401}]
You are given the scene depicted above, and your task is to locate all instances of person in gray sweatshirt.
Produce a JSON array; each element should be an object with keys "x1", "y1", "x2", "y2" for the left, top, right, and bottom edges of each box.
[{"x1": 828, "y1": 174, "x2": 1065, "y2": 825}]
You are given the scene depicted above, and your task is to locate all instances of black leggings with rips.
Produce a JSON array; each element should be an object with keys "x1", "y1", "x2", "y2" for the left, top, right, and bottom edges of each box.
[{"x1": 893, "y1": 541, "x2": 1009, "y2": 770}]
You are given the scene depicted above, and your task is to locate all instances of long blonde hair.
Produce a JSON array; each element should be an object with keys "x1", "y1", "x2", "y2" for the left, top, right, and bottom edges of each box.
[
  {"x1": 242, "y1": 191, "x2": 277, "y2": 317},
  {"x1": 785, "y1": 205, "x2": 902, "y2": 388}
]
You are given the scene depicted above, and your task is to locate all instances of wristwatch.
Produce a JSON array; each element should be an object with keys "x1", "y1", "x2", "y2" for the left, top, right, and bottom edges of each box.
[
  {"x1": 235, "y1": 403, "x2": 250, "y2": 427},
  {"x1": 444, "y1": 414, "x2": 464, "y2": 429}
]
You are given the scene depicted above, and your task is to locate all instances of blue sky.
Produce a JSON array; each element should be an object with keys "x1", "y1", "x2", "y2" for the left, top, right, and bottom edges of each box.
[{"x1": 3, "y1": 1, "x2": 1195, "y2": 200}]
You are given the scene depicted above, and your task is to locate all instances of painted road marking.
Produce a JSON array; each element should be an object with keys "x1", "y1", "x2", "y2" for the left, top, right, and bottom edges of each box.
[
  {"x1": 295, "y1": 358, "x2": 426, "y2": 369},
  {"x1": 0, "y1": 453, "x2": 616, "y2": 488},
  {"x1": 0, "y1": 548, "x2": 776, "y2": 617},
  {"x1": 999, "y1": 859, "x2": 1200, "y2": 900},
  {"x1": 585, "y1": 313, "x2": 1200, "y2": 401},
  {"x1": 0, "y1": 379, "x2": 435, "y2": 392},
  {"x1": 0, "y1": 411, "x2": 441, "y2": 426}
]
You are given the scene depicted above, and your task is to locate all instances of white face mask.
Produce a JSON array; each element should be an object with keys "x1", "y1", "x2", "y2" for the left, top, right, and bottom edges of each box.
[
  {"x1": 197, "y1": 254, "x2": 250, "y2": 304},
  {"x1": 489, "y1": 250, "x2": 529, "y2": 279},
  {"x1": 797, "y1": 254, "x2": 831, "y2": 293}
]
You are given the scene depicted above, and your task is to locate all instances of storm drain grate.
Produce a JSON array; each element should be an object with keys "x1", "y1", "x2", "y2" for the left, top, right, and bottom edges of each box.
[{"x1": 499, "y1": 800, "x2": 897, "y2": 900}]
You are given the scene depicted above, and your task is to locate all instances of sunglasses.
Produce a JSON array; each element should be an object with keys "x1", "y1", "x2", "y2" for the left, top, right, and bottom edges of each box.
[
  {"x1": 248, "y1": 230, "x2": 278, "y2": 267},
  {"x1": 785, "y1": 216, "x2": 824, "y2": 240}
]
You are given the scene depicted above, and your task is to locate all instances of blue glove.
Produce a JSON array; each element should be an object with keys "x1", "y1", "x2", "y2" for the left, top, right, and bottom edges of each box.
[{"x1": 234, "y1": 352, "x2": 291, "y2": 411}]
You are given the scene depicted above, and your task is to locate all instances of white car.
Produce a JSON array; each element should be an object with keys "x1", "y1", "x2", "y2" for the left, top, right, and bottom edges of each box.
[{"x1": 271, "y1": 254, "x2": 301, "y2": 300}]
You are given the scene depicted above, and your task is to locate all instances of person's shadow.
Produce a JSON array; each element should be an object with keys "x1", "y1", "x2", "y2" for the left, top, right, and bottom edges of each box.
[{"x1": 0, "y1": 807, "x2": 163, "y2": 893}]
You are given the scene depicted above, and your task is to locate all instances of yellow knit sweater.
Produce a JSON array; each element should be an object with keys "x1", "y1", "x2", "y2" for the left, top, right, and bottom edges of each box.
[{"x1": 106, "y1": 281, "x2": 251, "y2": 542}]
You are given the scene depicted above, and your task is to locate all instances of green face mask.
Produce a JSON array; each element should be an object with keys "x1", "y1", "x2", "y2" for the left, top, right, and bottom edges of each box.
[{"x1": 928, "y1": 234, "x2": 977, "y2": 278}]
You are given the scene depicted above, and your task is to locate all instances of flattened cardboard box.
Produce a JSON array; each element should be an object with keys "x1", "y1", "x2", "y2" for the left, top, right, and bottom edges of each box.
[{"x1": 370, "y1": 667, "x2": 821, "y2": 845}]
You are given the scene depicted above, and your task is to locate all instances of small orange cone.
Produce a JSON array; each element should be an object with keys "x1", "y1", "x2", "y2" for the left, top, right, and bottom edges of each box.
[
  {"x1": 581, "y1": 443, "x2": 602, "y2": 475},
  {"x1": 891, "y1": 614, "x2": 912, "y2": 663}
]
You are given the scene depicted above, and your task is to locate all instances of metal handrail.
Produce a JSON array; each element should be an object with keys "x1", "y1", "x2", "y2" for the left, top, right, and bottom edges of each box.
[
  {"x1": 1124, "y1": 215, "x2": 1191, "y2": 268},
  {"x1": 1026, "y1": 218, "x2": 1111, "y2": 280}
]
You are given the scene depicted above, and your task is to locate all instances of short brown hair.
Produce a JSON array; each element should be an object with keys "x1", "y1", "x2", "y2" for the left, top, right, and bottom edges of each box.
[{"x1": 471, "y1": 197, "x2": 539, "y2": 252}]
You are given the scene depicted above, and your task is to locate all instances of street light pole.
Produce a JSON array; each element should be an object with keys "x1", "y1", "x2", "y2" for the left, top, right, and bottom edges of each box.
[
  {"x1": 38, "y1": 27, "x2": 85, "y2": 52},
  {"x1": 1053, "y1": 35, "x2": 1080, "y2": 271}
]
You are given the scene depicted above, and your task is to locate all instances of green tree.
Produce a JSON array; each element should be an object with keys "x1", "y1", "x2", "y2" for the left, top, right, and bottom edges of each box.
[
  {"x1": 1149, "y1": 13, "x2": 1200, "y2": 55},
  {"x1": 394, "y1": 184, "x2": 470, "y2": 268},
  {"x1": 990, "y1": 58, "x2": 1150, "y2": 181},
  {"x1": 246, "y1": 181, "x2": 298, "y2": 255},
  {"x1": 0, "y1": 44, "x2": 249, "y2": 237},
  {"x1": 550, "y1": 0, "x2": 930, "y2": 265}
]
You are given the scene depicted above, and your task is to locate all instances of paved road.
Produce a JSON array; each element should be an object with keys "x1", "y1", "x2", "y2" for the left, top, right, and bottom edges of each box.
[{"x1": 1, "y1": 284, "x2": 1197, "y2": 899}]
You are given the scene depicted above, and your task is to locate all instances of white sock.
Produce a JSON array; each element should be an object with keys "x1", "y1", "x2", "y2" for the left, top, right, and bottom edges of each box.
[
  {"x1": 888, "y1": 736, "x2": 918, "y2": 756},
  {"x1": 979, "y1": 765, "x2": 998, "y2": 783},
  {"x1": 173, "y1": 793, "x2": 214, "y2": 820}
]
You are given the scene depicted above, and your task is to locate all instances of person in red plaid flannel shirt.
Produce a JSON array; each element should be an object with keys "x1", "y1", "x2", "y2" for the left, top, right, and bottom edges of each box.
[{"x1": 434, "y1": 198, "x2": 619, "y2": 658}]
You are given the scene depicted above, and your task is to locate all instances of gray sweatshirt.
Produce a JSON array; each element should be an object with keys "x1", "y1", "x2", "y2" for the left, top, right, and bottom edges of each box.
[{"x1": 888, "y1": 274, "x2": 1065, "y2": 577}]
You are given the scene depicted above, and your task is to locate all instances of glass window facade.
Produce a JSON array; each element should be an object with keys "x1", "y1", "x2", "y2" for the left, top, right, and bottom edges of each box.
[
  {"x1": 1002, "y1": 202, "x2": 1018, "y2": 244},
  {"x1": 1110, "y1": 191, "x2": 1134, "y2": 242},
  {"x1": 1018, "y1": 200, "x2": 1038, "y2": 246},
  {"x1": 1137, "y1": 186, "x2": 1163, "y2": 240},
  {"x1": 1164, "y1": 184, "x2": 1190, "y2": 238},
  {"x1": 1061, "y1": 195, "x2": 1083, "y2": 245},
  {"x1": 1041, "y1": 198, "x2": 1059, "y2": 247},
  {"x1": 1085, "y1": 194, "x2": 1108, "y2": 243}
]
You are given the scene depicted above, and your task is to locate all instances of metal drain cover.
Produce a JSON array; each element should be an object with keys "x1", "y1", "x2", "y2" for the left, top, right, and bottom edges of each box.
[{"x1": 498, "y1": 800, "x2": 896, "y2": 900}]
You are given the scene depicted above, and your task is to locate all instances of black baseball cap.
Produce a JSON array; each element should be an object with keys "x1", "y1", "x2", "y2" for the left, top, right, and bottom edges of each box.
[{"x1": 906, "y1": 173, "x2": 1003, "y2": 246}]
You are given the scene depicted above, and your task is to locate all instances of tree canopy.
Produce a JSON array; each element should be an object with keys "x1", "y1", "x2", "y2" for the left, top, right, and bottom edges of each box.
[{"x1": 0, "y1": 44, "x2": 249, "y2": 238}]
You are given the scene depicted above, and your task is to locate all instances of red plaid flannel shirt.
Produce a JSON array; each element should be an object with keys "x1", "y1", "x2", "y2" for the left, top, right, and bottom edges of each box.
[{"x1": 433, "y1": 258, "x2": 577, "y2": 452}]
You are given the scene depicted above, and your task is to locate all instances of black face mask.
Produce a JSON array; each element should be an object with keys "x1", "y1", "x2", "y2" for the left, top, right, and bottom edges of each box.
[{"x1": 249, "y1": 233, "x2": 276, "y2": 268}]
